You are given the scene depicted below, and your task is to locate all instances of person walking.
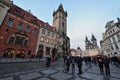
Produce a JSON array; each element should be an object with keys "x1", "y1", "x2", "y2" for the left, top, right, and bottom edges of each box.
[
  {"x1": 76, "y1": 56, "x2": 83, "y2": 74},
  {"x1": 103, "y1": 56, "x2": 110, "y2": 76},
  {"x1": 70, "y1": 57, "x2": 75, "y2": 75},
  {"x1": 46, "y1": 55, "x2": 51, "y2": 67},
  {"x1": 66, "y1": 56, "x2": 70, "y2": 72},
  {"x1": 97, "y1": 56, "x2": 104, "y2": 75}
]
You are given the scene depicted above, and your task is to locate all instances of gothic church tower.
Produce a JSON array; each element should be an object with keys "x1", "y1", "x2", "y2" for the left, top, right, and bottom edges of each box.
[
  {"x1": 53, "y1": 4, "x2": 67, "y2": 36},
  {"x1": 91, "y1": 34, "x2": 98, "y2": 48}
]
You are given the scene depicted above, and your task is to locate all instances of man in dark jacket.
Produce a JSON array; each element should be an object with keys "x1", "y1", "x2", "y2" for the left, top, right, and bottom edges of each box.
[
  {"x1": 98, "y1": 56, "x2": 104, "y2": 75},
  {"x1": 66, "y1": 56, "x2": 70, "y2": 72},
  {"x1": 103, "y1": 56, "x2": 110, "y2": 76},
  {"x1": 76, "y1": 56, "x2": 83, "y2": 74}
]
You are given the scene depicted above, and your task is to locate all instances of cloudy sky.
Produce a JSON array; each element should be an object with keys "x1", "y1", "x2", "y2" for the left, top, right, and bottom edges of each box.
[{"x1": 13, "y1": 0, "x2": 120, "y2": 50}]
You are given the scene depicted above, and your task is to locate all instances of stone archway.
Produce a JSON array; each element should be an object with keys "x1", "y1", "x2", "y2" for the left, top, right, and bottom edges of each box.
[
  {"x1": 3, "y1": 48, "x2": 16, "y2": 58},
  {"x1": 16, "y1": 49, "x2": 25, "y2": 58}
]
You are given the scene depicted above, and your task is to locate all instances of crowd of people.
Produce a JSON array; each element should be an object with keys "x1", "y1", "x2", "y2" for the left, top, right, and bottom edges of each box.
[
  {"x1": 44, "y1": 53, "x2": 120, "y2": 76},
  {"x1": 64, "y1": 55, "x2": 120, "y2": 76}
]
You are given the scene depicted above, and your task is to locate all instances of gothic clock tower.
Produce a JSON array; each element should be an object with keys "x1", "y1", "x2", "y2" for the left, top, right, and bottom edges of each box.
[{"x1": 53, "y1": 4, "x2": 67, "y2": 36}]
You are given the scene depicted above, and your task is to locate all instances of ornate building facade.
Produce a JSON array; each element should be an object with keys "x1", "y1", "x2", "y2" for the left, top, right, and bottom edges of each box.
[
  {"x1": 100, "y1": 18, "x2": 120, "y2": 57},
  {"x1": 0, "y1": 0, "x2": 13, "y2": 26},
  {"x1": 0, "y1": 1, "x2": 70, "y2": 58},
  {"x1": 0, "y1": 5, "x2": 40, "y2": 58},
  {"x1": 53, "y1": 4, "x2": 70, "y2": 56},
  {"x1": 85, "y1": 34, "x2": 98, "y2": 50},
  {"x1": 85, "y1": 35, "x2": 100, "y2": 56}
]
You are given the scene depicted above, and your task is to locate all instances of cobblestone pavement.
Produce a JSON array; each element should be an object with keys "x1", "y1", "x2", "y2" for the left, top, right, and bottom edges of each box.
[{"x1": 0, "y1": 61, "x2": 120, "y2": 80}]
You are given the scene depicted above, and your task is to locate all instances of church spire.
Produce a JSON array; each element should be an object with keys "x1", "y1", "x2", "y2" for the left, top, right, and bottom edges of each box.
[
  {"x1": 53, "y1": 4, "x2": 67, "y2": 17},
  {"x1": 91, "y1": 34, "x2": 96, "y2": 40},
  {"x1": 85, "y1": 36, "x2": 89, "y2": 42}
]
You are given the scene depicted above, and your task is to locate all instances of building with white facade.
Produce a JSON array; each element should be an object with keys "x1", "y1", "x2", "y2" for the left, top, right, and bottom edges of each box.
[
  {"x1": 101, "y1": 18, "x2": 120, "y2": 57},
  {"x1": 0, "y1": 0, "x2": 12, "y2": 26},
  {"x1": 35, "y1": 4, "x2": 70, "y2": 58}
]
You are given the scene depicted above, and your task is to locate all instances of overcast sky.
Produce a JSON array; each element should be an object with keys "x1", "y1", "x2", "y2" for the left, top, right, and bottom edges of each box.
[{"x1": 13, "y1": 0, "x2": 120, "y2": 50}]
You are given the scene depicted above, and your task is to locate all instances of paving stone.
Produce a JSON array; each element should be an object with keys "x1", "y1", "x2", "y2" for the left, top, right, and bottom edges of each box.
[
  {"x1": 37, "y1": 77, "x2": 50, "y2": 80},
  {"x1": 19, "y1": 72, "x2": 41, "y2": 80},
  {"x1": 87, "y1": 69, "x2": 100, "y2": 74},
  {"x1": 0, "y1": 77, "x2": 14, "y2": 80},
  {"x1": 110, "y1": 69, "x2": 120, "y2": 73},
  {"x1": 41, "y1": 69, "x2": 57, "y2": 75},
  {"x1": 55, "y1": 67, "x2": 64, "y2": 71},
  {"x1": 110, "y1": 78, "x2": 120, "y2": 80},
  {"x1": 51, "y1": 72, "x2": 72, "y2": 80},
  {"x1": 74, "y1": 77, "x2": 86, "y2": 80},
  {"x1": 110, "y1": 73, "x2": 120, "y2": 78},
  {"x1": 80, "y1": 72, "x2": 103, "y2": 80}
]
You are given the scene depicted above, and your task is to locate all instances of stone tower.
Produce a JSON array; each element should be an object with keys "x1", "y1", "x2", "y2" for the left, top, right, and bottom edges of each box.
[
  {"x1": 85, "y1": 36, "x2": 89, "y2": 50},
  {"x1": 91, "y1": 34, "x2": 98, "y2": 48},
  {"x1": 85, "y1": 35, "x2": 98, "y2": 50},
  {"x1": 53, "y1": 4, "x2": 67, "y2": 36}
]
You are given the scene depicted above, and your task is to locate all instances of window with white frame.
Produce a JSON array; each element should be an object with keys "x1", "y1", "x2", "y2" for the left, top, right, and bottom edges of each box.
[
  {"x1": 47, "y1": 31, "x2": 50, "y2": 36},
  {"x1": 112, "y1": 36, "x2": 116, "y2": 42},
  {"x1": 32, "y1": 28, "x2": 37, "y2": 35},
  {"x1": 25, "y1": 25, "x2": 31, "y2": 32},
  {"x1": 6, "y1": 18, "x2": 14, "y2": 26},
  {"x1": 42, "y1": 29, "x2": 45, "y2": 34},
  {"x1": 117, "y1": 34, "x2": 120, "y2": 40},
  {"x1": 17, "y1": 22, "x2": 23, "y2": 30}
]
